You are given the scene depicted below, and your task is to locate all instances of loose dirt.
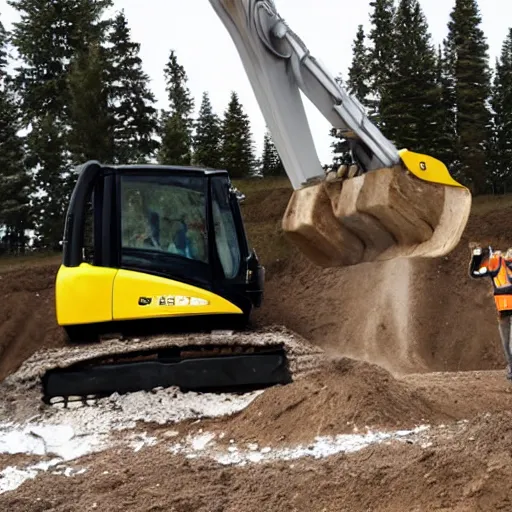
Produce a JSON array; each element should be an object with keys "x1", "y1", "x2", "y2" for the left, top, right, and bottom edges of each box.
[
  {"x1": 0, "y1": 264, "x2": 65, "y2": 381},
  {"x1": 201, "y1": 358, "x2": 436, "y2": 445},
  {"x1": 2, "y1": 410, "x2": 512, "y2": 512},
  {"x1": 2, "y1": 186, "x2": 512, "y2": 510}
]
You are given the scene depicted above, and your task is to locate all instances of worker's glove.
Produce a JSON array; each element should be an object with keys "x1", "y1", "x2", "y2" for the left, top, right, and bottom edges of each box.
[{"x1": 473, "y1": 247, "x2": 482, "y2": 256}]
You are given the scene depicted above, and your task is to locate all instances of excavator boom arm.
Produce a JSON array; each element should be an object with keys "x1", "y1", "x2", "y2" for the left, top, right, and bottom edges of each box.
[{"x1": 208, "y1": 0, "x2": 399, "y2": 189}]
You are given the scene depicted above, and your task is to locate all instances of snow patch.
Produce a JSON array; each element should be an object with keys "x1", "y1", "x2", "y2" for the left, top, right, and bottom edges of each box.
[
  {"x1": 0, "y1": 423, "x2": 108, "y2": 460},
  {"x1": 1, "y1": 459, "x2": 61, "y2": 493},
  {"x1": 129, "y1": 432, "x2": 158, "y2": 453},
  {"x1": 0, "y1": 388, "x2": 264, "y2": 494},
  {"x1": 44, "y1": 387, "x2": 265, "y2": 433},
  {"x1": 166, "y1": 425, "x2": 431, "y2": 465}
]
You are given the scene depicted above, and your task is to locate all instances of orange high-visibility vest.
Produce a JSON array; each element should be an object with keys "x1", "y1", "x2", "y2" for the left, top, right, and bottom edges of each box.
[{"x1": 471, "y1": 252, "x2": 512, "y2": 311}]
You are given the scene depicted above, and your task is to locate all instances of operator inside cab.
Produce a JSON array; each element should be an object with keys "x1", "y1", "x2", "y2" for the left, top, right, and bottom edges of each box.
[{"x1": 142, "y1": 210, "x2": 203, "y2": 261}]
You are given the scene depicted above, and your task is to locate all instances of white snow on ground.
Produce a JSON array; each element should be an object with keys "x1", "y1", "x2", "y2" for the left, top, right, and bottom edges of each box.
[
  {"x1": 0, "y1": 385, "x2": 438, "y2": 495},
  {"x1": 0, "y1": 423, "x2": 108, "y2": 459},
  {"x1": 47, "y1": 386, "x2": 266, "y2": 433},
  {"x1": 0, "y1": 388, "x2": 263, "y2": 494},
  {"x1": 167, "y1": 426, "x2": 431, "y2": 465}
]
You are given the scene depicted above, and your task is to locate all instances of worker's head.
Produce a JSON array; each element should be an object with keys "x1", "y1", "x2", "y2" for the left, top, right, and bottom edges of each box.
[{"x1": 505, "y1": 248, "x2": 512, "y2": 259}]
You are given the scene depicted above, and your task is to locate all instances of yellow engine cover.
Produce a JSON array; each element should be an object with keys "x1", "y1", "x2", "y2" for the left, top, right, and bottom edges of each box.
[
  {"x1": 112, "y1": 268, "x2": 242, "y2": 321},
  {"x1": 55, "y1": 263, "x2": 118, "y2": 325},
  {"x1": 55, "y1": 264, "x2": 243, "y2": 326}
]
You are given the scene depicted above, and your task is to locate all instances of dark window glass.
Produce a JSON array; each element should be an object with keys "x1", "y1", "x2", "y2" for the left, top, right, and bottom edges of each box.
[
  {"x1": 120, "y1": 174, "x2": 209, "y2": 283},
  {"x1": 211, "y1": 178, "x2": 241, "y2": 279}
]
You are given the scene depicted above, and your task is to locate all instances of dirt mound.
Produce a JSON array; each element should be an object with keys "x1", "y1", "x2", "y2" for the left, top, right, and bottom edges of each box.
[
  {"x1": 0, "y1": 263, "x2": 65, "y2": 381},
  {"x1": 198, "y1": 358, "x2": 438, "y2": 445},
  {"x1": 240, "y1": 187, "x2": 291, "y2": 223}
]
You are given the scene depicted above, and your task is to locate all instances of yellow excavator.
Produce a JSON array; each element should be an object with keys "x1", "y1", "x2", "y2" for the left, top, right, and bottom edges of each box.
[{"x1": 46, "y1": 0, "x2": 472, "y2": 404}]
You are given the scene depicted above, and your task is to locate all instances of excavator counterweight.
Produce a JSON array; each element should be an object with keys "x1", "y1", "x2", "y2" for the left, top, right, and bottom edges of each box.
[{"x1": 209, "y1": 0, "x2": 472, "y2": 267}]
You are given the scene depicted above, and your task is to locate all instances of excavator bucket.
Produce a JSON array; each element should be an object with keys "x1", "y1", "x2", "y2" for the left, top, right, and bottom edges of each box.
[{"x1": 282, "y1": 152, "x2": 472, "y2": 267}]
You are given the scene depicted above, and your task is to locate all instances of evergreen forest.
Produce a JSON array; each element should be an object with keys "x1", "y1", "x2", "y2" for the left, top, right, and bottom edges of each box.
[{"x1": 0, "y1": 0, "x2": 510, "y2": 253}]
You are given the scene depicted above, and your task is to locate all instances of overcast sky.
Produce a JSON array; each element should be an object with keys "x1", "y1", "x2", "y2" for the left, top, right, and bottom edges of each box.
[{"x1": 0, "y1": 0, "x2": 510, "y2": 164}]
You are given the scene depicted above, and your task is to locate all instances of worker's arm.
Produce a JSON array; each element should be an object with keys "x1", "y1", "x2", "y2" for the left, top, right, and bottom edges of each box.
[
  {"x1": 469, "y1": 246, "x2": 500, "y2": 279},
  {"x1": 469, "y1": 248, "x2": 486, "y2": 278}
]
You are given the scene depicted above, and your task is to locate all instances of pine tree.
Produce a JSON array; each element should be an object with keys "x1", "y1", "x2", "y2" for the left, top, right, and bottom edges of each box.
[
  {"x1": 67, "y1": 42, "x2": 113, "y2": 163},
  {"x1": 261, "y1": 130, "x2": 285, "y2": 177},
  {"x1": 490, "y1": 29, "x2": 512, "y2": 192},
  {"x1": 193, "y1": 92, "x2": 222, "y2": 168},
  {"x1": 367, "y1": 0, "x2": 396, "y2": 127},
  {"x1": 106, "y1": 11, "x2": 159, "y2": 163},
  {"x1": 221, "y1": 91, "x2": 255, "y2": 178},
  {"x1": 382, "y1": 0, "x2": 441, "y2": 156},
  {"x1": 332, "y1": 24, "x2": 372, "y2": 167},
  {"x1": 158, "y1": 50, "x2": 194, "y2": 165},
  {"x1": 347, "y1": 25, "x2": 371, "y2": 104},
  {"x1": 0, "y1": 18, "x2": 31, "y2": 254},
  {"x1": 329, "y1": 75, "x2": 351, "y2": 165},
  {"x1": 443, "y1": 0, "x2": 492, "y2": 194},
  {"x1": 435, "y1": 44, "x2": 457, "y2": 168},
  {"x1": 8, "y1": 0, "x2": 113, "y2": 248}
]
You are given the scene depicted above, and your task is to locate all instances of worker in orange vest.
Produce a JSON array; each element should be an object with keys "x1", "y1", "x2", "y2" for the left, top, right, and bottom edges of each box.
[{"x1": 469, "y1": 243, "x2": 512, "y2": 380}]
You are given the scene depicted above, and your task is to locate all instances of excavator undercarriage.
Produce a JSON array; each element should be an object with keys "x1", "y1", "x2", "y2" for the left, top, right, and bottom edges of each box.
[{"x1": 42, "y1": 339, "x2": 291, "y2": 404}]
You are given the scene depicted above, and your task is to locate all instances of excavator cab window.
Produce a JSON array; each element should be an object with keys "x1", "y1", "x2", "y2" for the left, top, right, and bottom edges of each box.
[
  {"x1": 118, "y1": 172, "x2": 213, "y2": 288},
  {"x1": 211, "y1": 177, "x2": 241, "y2": 279},
  {"x1": 119, "y1": 174, "x2": 208, "y2": 264}
]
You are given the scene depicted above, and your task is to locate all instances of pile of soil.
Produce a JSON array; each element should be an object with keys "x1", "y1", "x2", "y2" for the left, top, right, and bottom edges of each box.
[
  {"x1": 207, "y1": 358, "x2": 438, "y2": 445},
  {"x1": 183, "y1": 359, "x2": 512, "y2": 447},
  {"x1": 3, "y1": 411, "x2": 512, "y2": 512},
  {"x1": 0, "y1": 263, "x2": 65, "y2": 381}
]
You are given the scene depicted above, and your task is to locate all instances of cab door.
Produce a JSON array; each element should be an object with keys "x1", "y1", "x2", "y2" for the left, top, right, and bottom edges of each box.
[{"x1": 56, "y1": 163, "x2": 118, "y2": 326}]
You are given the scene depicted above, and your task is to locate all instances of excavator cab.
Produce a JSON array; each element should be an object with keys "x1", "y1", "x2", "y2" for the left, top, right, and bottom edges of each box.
[
  {"x1": 44, "y1": 162, "x2": 293, "y2": 403},
  {"x1": 55, "y1": 161, "x2": 264, "y2": 341}
]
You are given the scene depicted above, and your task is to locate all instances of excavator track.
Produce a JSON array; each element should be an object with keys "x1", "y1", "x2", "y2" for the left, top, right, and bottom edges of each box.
[
  {"x1": 41, "y1": 342, "x2": 291, "y2": 403},
  {"x1": 2, "y1": 328, "x2": 324, "y2": 406}
]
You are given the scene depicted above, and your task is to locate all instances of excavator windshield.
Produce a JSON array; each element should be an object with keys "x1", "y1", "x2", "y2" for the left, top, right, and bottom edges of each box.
[
  {"x1": 118, "y1": 172, "x2": 244, "y2": 287},
  {"x1": 120, "y1": 174, "x2": 209, "y2": 263}
]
